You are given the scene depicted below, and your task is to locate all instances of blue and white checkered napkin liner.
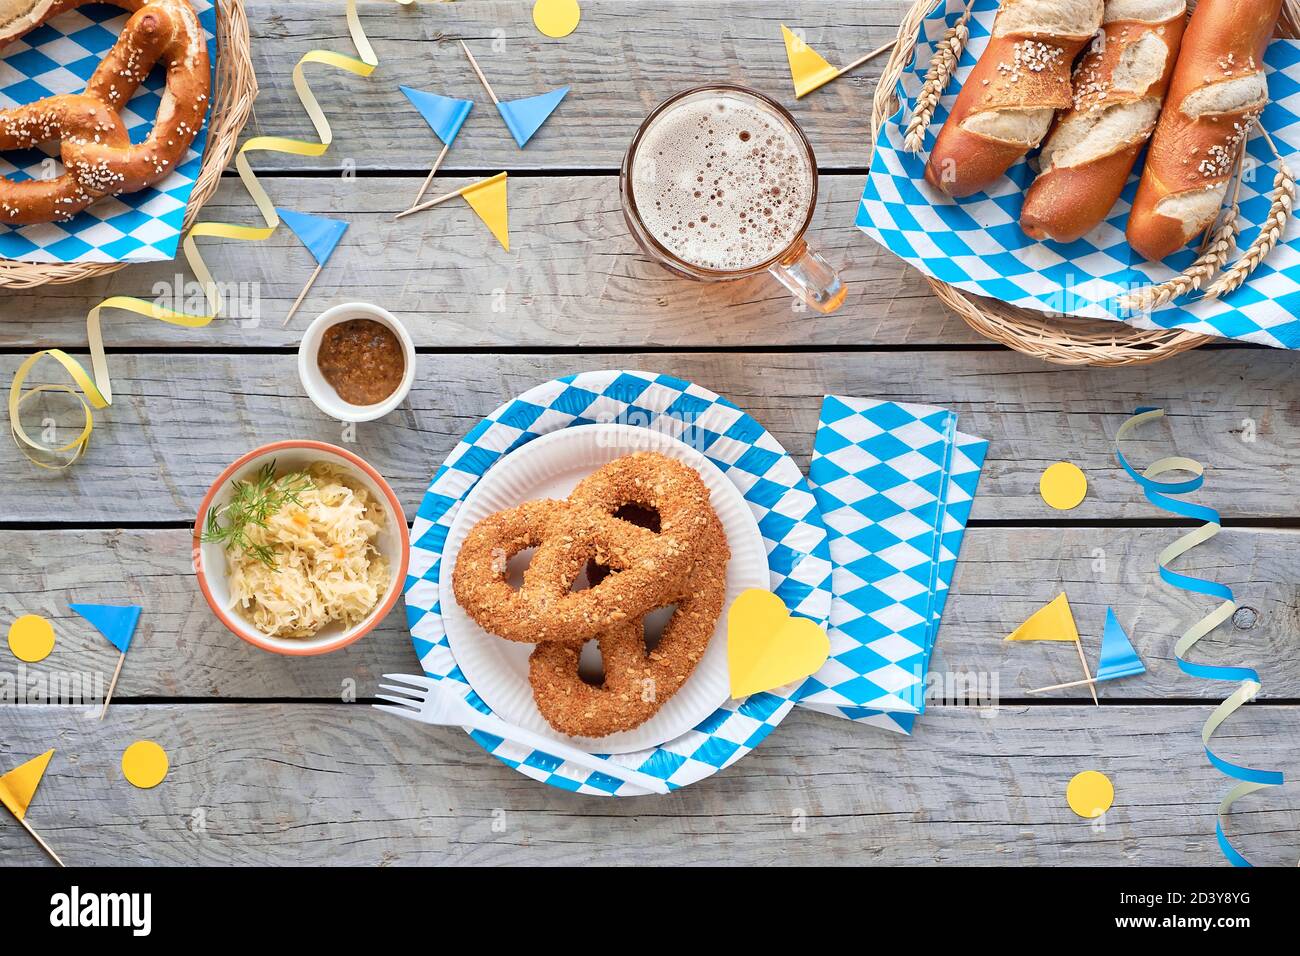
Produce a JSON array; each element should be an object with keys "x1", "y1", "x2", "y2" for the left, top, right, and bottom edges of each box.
[
  {"x1": 0, "y1": 1, "x2": 216, "y2": 264},
  {"x1": 404, "y1": 370, "x2": 834, "y2": 796},
  {"x1": 798, "y1": 397, "x2": 987, "y2": 736},
  {"x1": 856, "y1": 0, "x2": 1300, "y2": 349}
]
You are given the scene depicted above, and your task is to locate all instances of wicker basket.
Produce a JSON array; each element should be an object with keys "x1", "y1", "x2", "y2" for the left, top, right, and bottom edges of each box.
[
  {"x1": 874, "y1": 0, "x2": 1300, "y2": 367},
  {"x1": 0, "y1": 0, "x2": 257, "y2": 290}
]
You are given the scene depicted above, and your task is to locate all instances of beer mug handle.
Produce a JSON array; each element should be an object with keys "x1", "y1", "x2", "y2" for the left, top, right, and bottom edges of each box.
[{"x1": 768, "y1": 240, "x2": 846, "y2": 314}]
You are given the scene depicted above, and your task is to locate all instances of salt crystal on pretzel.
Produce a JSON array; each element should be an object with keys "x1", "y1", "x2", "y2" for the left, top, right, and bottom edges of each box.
[
  {"x1": 0, "y1": 0, "x2": 210, "y2": 225},
  {"x1": 528, "y1": 504, "x2": 730, "y2": 739},
  {"x1": 452, "y1": 453, "x2": 719, "y2": 645},
  {"x1": 454, "y1": 452, "x2": 733, "y2": 738}
]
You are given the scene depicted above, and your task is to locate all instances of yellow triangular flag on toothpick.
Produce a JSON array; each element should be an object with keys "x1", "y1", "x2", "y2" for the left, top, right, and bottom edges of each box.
[
  {"x1": 781, "y1": 24, "x2": 841, "y2": 98},
  {"x1": 1004, "y1": 593, "x2": 1081, "y2": 643},
  {"x1": 0, "y1": 749, "x2": 54, "y2": 820},
  {"x1": 460, "y1": 172, "x2": 510, "y2": 251}
]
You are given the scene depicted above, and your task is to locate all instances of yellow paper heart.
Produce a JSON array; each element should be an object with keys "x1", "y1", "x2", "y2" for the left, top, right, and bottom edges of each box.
[{"x1": 728, "y1": 589, "x2": 830, "y2": 698}]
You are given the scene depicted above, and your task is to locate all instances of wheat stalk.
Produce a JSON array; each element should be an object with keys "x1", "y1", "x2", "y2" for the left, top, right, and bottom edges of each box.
[
  {"x1": 1119, "y1": 157, "x2": 1244, "y2": 314},
  {"x1": 903, "y1": 1, "x2": 974, "y2": 154},
  {"x1": 1120, "y1": 221, "x2": 1239, "y2": 313},
  {"x1": 1203, "y1": 132, "x2": 1294, "y2": 300}
]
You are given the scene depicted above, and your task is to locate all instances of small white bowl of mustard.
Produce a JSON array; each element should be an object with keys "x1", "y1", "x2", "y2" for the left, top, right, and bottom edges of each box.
[{"x1": 298, "y1": 302, "x2": 416, "y2": 422}]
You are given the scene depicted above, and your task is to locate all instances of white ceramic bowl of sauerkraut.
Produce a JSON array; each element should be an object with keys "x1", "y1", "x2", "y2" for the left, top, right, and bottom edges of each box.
[{"x1": 194, "y1": 441, "x2": 410, "y2": 655}]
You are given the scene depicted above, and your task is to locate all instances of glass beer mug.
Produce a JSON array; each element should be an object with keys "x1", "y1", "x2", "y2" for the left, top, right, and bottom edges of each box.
[{"x1": 620, "y1": 85, "x2": 845, "y2": 314}]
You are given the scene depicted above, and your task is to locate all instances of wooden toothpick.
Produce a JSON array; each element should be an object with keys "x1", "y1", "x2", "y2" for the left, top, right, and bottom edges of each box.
[
  {"x1": 460, "y1": 41, "x2": 499, "y2": 104},
  {"x1": 1074, "y1": 640, "x2": 1100, "y2": 706},
  {"x1": 393, "y1": 183, "x2": 465, "y2": 221},
  {"x1": 99, "y1": 650, "x2": 126, "y2": 721},
  {"x1": 835, "y1": 40, "x2": 895, "y2": 79},
  {"x1": 16, "y1": 815, "x2": 64, "y2": 867},
  {"x1": 411, "y1": 141, "x2": 452, "y2": 208},
  {"x1": 1027, "y1": 676, "x2": 1100, "y2": 695},
  {"x1": 283, "y1": 263, "x2": 325, "y2": 327}
]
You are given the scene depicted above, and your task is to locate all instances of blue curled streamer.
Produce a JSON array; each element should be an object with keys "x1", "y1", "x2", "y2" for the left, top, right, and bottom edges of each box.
[{"x1": 1115, "y1": 408, "x2": 1285, "y2": 867}]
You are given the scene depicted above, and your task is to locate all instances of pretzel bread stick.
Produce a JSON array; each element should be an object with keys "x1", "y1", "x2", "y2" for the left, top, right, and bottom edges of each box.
[
  {"x1": 925, "y1": 0, "x2": 1104, "y2": 198},
  {"x1": 1021, "y1": 0, "x2": 1187, "y2": 242},
  {"x1": 0, "y1": 0, "x2": 80, "y2": 48},
  {"x1": 1125, "y1": 0, "x2": 1282, "y2": 260}
]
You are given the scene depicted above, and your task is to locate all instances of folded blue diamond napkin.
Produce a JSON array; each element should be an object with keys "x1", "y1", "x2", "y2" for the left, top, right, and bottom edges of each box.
[{"x1": 797, "y1": 397, "x2": 987, "y2": 735}]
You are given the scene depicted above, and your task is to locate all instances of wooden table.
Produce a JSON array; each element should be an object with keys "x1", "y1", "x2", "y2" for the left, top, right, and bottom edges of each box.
[{"x1": 2, "y1": 0, "x2": 1297, "y2": 867}]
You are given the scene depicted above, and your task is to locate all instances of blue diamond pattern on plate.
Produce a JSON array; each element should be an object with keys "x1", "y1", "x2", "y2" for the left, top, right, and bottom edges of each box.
[{"x1": 404, "y1": 370, "x2": 834, "y2": 796}]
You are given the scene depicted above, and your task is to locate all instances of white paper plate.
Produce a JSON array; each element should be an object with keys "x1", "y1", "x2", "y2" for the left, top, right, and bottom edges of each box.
[{"x1": 440, "y1": 423, "x2": 768, "y2": 754}]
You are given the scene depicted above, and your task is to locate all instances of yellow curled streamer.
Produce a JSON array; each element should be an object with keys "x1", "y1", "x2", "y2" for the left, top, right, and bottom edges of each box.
[
  {"x1": 8, "y1": 0, "x2": 411, "y2": 468},
  {"x1": 8, "y1": 299, "x2": 217, "y2": 469}
]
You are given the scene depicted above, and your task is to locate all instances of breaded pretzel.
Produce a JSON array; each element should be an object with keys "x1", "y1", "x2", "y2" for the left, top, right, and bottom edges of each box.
[
  {"x1": 528, "y1": 508, "x2": 730, "y2": 738},
  {"x1": 0, "y1": 0, "x2": 210, "y2": 225},
  {"x1": 452, "y1": 453, "x2": 717, "y2": 644}
]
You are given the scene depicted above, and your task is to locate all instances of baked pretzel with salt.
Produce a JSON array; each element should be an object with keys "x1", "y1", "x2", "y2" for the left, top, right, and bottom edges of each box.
[
  {"x1": 0, "y1": 0, "x2": 210, "y2": 225},
  {"x1": 529, "y1": 476, "x2": 730, "y2": 739},
  {"x1": 452, "y1": 453, "x2": 720, "y2": 646}
]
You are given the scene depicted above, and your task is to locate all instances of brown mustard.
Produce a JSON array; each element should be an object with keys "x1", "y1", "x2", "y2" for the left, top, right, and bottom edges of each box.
[{"x1": 317, "y1": 319, "x2": 405, "y2": 407}]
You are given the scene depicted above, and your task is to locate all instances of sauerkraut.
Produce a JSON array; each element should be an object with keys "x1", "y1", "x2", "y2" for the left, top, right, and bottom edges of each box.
[{"x1": 226, "y1": 463, "x2": 390, "y2": 638}]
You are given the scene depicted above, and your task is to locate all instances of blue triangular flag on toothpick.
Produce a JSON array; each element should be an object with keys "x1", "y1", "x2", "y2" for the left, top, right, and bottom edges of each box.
[
  {"x1": 497, "y1": 86, "x2": 568, "y2": 147},
  {"x1": 276, "y1": 208, "x2": 349, "y2": 266},
  {"x1": 1095, "y1": 609, "x2": 1145, "y2": 683},
  {"x1": 399, "y1": 86, "x2": 473, "y2": 146},
  {"x1": 70, "y1": 604, "x2": 141, "y2": 655}
]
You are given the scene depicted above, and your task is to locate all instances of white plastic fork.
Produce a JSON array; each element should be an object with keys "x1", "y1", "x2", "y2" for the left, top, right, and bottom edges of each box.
[{"x1": 373, "y1": 673, "x2": 672, "y2": 795}]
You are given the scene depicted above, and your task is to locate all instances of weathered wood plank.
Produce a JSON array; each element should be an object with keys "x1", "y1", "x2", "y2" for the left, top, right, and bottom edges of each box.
[
  {"x1": 0, "y1": 704, "x2": 1294, "y2": 866},
  {"x1": 2, "y1": 527, "x2": 1296, "y2": 701},
  {"x1": 2, "y1": 0, "x2": 1293, "y2": 872},
  {"x1": 0, "y1": 176, "x2": 975, "y2": 349},
  {"x1": 3, "y1": 350, "x2": 1295, "y2": 522},
  {"x1": 249, "y1": 1, "x2": 904, "y2": 171}
]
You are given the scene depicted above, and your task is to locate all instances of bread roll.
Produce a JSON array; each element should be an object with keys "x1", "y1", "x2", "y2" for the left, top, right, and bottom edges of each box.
[
  {"x1": 1125, "y1": 0, "x2": 1282, "y2": 260},
  {"x1": 0, "y1": 0, "x2": 69, "y2": 46},
  {"x1": 1021, "y1": 0, "x2": 1187, "y2": 242},
  {"x1": 925, "y1": 0, "x2": 1105, "y2": 197}
]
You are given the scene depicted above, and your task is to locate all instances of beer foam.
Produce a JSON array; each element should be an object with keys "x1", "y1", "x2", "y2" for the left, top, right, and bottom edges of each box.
[{"x1": 632, "y1": 92, "x2": 814, "y2": 272}]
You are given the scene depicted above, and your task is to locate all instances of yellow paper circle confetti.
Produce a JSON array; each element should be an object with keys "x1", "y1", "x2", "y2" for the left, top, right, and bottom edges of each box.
[
  {"x1": 7, "y1": 614, "x2": 55, "y2": 663},
  {"x1": 533, "y1": 0, "x2": 581, "y2": 38},
  {"x1": 1040, "y1": 461, "x2": 1088, "y2": 510},
  {"x1": 1067, "y1": 770, "x2": 1114, "y2": 819},
  {"x1": 122, "y1": 741, "x2": 169, "y2": 790}
]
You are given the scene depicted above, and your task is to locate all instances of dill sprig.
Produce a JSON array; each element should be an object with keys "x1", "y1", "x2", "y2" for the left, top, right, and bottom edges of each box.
[{"x1": 202, "y1": 461, "x2": 313, "y2": 568}]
